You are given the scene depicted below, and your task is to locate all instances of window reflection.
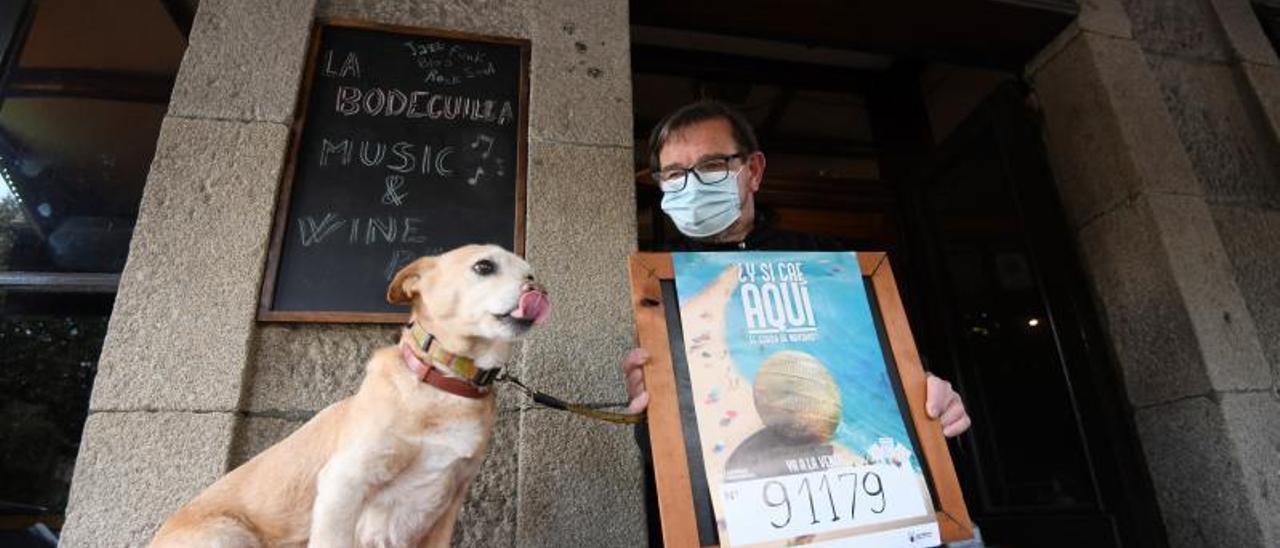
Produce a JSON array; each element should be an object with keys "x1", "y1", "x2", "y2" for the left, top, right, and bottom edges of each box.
[{"x1": 0, "y1": 97, "x2": 163, "y2": 272}]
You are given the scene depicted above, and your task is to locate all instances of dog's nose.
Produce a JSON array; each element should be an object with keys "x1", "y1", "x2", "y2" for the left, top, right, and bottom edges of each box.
[{"x1": 521, "y1": 281, "x2": 546, "y2": 295}]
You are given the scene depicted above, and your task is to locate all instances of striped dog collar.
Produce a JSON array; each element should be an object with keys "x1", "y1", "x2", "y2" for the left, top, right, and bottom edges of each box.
[{"x1": 407, "y1": 321, "x2": 500, "y2": 388}]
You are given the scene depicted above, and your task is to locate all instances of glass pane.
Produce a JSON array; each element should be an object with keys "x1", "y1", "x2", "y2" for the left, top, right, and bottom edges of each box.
[
  {"x1": 15, "y1": 0, "x2": 185, "y2": 74},
  {"x1": 0, "y1": 0, "x2": 185, "y2": 540},
  {"x1": 928, "y1": 137, "x2": 1097, "y2": 510},
  {"x1": 0, "y1": 97, "x2": 162, "y2": 272},
  {"x1": 0, "y1": 0, "x2": 183, "y2": 275},
  {"x1": 0, "y1": 291, "x2": 112, "y2": 526}
]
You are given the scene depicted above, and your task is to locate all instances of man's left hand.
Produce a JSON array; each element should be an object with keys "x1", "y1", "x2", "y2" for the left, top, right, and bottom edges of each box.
[{"x1": 926, "y1": 374, "x2": 971, "y2": 438}]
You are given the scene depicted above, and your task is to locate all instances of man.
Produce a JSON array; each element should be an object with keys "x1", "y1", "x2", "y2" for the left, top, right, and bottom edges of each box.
[
  {"x1": 622, "y1": 100, "x2": 972, "y2": 544},
  {"x1": 623, "y1": 100, "x2": 970, "y2": 434}
]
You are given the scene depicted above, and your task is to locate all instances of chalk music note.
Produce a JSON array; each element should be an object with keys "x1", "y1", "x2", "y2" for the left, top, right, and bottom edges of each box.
[
  {"x1": 469, "y1": 134, "x2": 495, "y2": 159},
  {"x1": 382, "y1": 175, "x2": 408, "y2": 206},
  {"x1": 467, "y1": 166, "x2": 485, "y2": 186}
]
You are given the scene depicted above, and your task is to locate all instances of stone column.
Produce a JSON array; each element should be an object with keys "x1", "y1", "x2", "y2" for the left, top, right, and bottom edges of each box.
[
  {"x1": 61, "y1": 1, "x2": 642, "y2": 547},
  {"x1": 1028, "y1": 1, "x2": 1280, "y2": 546},
  {"x1": 516, "y1": 0, "x2": 645, "y2": 545}
]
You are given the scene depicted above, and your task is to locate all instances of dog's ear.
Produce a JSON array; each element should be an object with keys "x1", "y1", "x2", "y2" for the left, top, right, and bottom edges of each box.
[{"x1": 387, "y1": 257, "x2": 435, "y2": 305}]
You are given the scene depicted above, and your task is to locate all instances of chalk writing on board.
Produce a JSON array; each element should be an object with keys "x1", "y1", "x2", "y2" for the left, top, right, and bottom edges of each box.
[
  {"x1": 402, "y1": 40, "x2": 498, "y2": 86},
  {"x1": 264, "y1": 23, "x2": 526, "y2": 317},
  {"x1": 322, "y1": 49, "x2": 362, "y2": 78},
  {"x1": 436, "y1": 147, "x2": 456, "y2": 176},
  {"x1": 385, "y1": 248, "x2": 416, "y2": 281},
  {"x1": 360, "y1": 141, "x2": 386, "y2": 165},
  {"x1": 382, "y1": 175, "x2": 408, "y2": 206},
  {"x1": 298, "y1": 213, "x2": 344, "y2": 247},
  {"x1": 470, "y1": 134, "x2": 495, "y2": 158},
  {"x1": 318, "y1": 137, "x2": 465, "y2": 177},
  {"x1": 334, "y1": 86, "x2": 515, "y2": 125},
  {"x1": 296, "y1": 132, "x2": 506, "y2": 246},
  {"x1": 295, "y1": 215, "x2": 431, "y2": 247}
]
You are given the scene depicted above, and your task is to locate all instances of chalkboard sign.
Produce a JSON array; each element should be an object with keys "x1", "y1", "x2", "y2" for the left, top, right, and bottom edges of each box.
[{"x1": 259, "y1": 20, "x2": 529, "y2": 323}]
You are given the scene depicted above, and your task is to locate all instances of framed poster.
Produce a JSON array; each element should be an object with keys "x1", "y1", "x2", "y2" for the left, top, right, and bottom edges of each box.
[{"x1": 628, "y1": 251, "x2": 971, "y2": 547}]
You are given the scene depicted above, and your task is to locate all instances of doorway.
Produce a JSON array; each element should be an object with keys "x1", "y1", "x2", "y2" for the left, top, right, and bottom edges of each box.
[
  {"x1": 630, "y1": 3, "x2": 1167, "y2": 545},
  {"x1": 895, "y1": 83, "x2": 1168, "y2": 547}
]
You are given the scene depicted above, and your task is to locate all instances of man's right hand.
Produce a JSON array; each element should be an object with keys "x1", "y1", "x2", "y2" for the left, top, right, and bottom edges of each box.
[{"x1": 622, "y1": 348, "x2": 650, "y2": 414}]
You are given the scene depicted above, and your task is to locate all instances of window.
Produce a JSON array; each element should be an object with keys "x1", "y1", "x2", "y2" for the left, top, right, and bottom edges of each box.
[{"x1": 0, "y1": 0, "x2": 187, "y2": 542}]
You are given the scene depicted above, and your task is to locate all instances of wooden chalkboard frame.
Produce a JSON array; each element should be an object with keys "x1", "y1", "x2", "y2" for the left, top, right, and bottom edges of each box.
[
  {"x1": 258, "y1": 19, "x2": 530, "y2": 324},
  {"x1": 628, "y1": 251, "x2": 972, "y2": 547}
]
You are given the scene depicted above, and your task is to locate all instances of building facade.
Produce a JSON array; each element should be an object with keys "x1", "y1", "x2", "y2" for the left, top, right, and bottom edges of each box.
[{"x1": 0, "y1": 0, "x2": 1275, "y2": 546}]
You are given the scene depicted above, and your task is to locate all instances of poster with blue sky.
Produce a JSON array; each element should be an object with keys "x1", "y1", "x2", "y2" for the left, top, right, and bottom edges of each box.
[{"x1": 672, "y1": 251, "x2": 940, "y2": 547}]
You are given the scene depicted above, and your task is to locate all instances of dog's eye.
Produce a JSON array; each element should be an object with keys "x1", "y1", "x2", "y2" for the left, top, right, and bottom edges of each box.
[{"x1": 472, "y1": 259, "x2": 496, "y2": 276}]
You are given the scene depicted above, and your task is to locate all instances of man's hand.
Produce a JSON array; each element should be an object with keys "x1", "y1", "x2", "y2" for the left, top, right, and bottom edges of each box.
[
  {"x1": 926, "y1": 374, "x2": 970, "y2": 438},
  {"x1": 622, "y1": 348, "x2": 650, "y2": 414}
]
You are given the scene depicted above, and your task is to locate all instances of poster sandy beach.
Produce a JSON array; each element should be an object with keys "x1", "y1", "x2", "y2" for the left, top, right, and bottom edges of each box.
[{"x1": 672, "y1": 251, "x2": 940, "y2": 547}]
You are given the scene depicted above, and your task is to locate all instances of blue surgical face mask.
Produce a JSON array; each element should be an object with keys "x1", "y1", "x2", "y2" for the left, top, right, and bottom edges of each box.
[{"x1": 660, "y1": 170, "x2": 743, "y2": 238}]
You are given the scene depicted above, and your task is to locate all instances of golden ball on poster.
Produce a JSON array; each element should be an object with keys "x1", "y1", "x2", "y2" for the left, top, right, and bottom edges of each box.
[{"x1": 753, "y1": 350, "x2": 842, "y2": 442}]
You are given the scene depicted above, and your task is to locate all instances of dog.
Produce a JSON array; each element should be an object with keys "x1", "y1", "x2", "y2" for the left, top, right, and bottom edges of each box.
[{"x1": 150, "y1": 244, "x2": 550, "y2": 548}]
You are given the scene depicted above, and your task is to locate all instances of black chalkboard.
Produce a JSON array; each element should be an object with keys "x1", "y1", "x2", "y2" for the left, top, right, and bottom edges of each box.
[{"x1": 260, "y1": 20, "x2": 529, "y2": 322}]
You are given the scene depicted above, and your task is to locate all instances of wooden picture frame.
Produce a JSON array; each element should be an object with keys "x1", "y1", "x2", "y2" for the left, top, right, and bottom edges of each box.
[
  {"x1": 257, "y1": 19, "x2": 531, "y2": 324},
  {"x1": 628, "y1": 251, "x2": 972, "y2": 547}
]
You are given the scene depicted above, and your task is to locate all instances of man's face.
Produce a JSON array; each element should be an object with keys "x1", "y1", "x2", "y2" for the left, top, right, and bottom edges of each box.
[{"x1": 658, "y1": 118, "x2": 765, "y2": 239}]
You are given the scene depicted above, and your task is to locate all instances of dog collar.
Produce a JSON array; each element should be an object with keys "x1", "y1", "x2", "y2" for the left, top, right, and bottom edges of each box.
[
  {"x1": 405, "y1": 322, "x2": 501, "y2": 388},
  {"x1": 400, "y1": 344, "x2": 491, "y2": 399}
]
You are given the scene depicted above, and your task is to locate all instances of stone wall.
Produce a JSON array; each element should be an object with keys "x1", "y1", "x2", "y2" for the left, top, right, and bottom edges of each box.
[
  {"x1": 60, "y1": 1, "x2": 643, "y2": 546},
  {"x1": 1029, "y1": 1, "x2": 1280, "y2": 546}
]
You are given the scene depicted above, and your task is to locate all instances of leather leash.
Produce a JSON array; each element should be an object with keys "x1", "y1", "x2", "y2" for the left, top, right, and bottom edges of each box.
[
  {"x1": 499, "y1": 372, "x2": 646, "y2": 425},
  {"x1": 406, "y1": 321, "x2": 644, "y2": 424}
]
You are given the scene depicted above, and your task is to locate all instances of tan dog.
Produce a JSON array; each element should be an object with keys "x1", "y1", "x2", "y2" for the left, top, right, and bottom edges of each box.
[{"x1": 150, "y1": 244, "x2": 550, "y2": 548}]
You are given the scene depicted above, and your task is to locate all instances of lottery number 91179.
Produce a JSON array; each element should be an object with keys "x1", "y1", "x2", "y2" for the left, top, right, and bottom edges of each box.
[
  {"x1": 720, "y1": 464, "x2": 933, "y2": 543},
  {"x1": 756, "y1": 470, "x2": 886, "y2": 528}
]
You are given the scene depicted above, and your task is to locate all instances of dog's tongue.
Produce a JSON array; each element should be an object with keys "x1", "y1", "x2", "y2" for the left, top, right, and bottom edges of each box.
[{"x1": 513, "y1": 290, "x2": 551, "y2": 325}]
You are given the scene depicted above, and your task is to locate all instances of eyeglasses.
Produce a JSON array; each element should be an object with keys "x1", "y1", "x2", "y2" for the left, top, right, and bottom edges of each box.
[{"x1": 654, "y1": 152, "x2": 748, "y2": 193}]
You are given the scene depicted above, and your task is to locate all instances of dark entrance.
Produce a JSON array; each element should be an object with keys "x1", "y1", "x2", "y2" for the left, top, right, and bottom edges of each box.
[
  {"x1": 887, "y1": 83, "x2": 1168, "y2": 547},
  {"x1": 630, "y1": 2, "x2": 1168, "y2": 545}
]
